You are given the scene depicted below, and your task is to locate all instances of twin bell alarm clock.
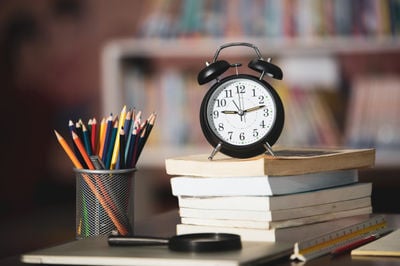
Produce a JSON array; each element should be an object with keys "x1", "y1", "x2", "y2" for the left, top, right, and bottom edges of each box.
[{"x1": 197, "y1": 42, "x2": 284, "y2": 159}]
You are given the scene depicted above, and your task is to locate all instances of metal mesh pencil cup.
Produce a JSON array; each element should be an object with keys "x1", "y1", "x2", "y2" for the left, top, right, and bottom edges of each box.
[{"x1": 74, "y1": 168, "x2": 135, "y2": 239}]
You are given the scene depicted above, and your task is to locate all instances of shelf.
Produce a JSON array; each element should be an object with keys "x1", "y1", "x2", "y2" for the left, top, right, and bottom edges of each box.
[{"x1": 103, "y1": 37, "x2": 400, "y2": 59}]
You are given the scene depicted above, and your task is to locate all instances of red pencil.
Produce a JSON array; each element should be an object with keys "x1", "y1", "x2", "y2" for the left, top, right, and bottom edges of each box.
[
  {"x1": 91, "y1": 118, "x2": 97, "y2": 154},
  {"x1": 331, "y1": 235, "x2": 378, "y2": 256}
]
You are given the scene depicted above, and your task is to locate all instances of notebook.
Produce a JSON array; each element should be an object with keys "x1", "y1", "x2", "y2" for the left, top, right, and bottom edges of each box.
[
  {"x1": 21, "y1": 236, "x2": 292, "y2": 266},
  {"x1": 351, "y1": 229, "x2": 400, "y2": 257}
]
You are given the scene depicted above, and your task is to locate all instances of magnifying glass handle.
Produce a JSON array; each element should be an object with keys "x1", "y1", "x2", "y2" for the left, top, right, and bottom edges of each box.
[{"x1": 108, "y1": 235, "x2": 169, "y2": 246}]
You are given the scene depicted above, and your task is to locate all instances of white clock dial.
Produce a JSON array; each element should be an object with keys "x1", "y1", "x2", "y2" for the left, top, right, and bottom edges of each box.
[{"x1": 206, "y1": 78, "x2": 277, "y2": 146}]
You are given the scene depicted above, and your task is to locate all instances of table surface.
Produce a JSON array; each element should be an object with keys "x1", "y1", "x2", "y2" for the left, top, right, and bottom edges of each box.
[{"x1": 4, "y1": 210, "x2": 400, "y2": 266}]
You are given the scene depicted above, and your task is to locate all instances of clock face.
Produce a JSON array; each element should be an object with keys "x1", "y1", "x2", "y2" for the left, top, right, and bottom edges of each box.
[{"x1": 205, "y1": 76, "x2": 278, "y2": 147}]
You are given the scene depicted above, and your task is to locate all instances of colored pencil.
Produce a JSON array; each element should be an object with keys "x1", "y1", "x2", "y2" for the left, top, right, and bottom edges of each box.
[
  {"x1": 101, "y1": 114, "x2": 113, "y2": 162},
  {"x1": 76, "y1": 119, "x2": 84, "y2": 140},
  {"x1": 105, "y1": 118, "x2": 119, "y2": 169},
  {"x1": 123, "y1": 110, "x2": 132, "y2": 141},
  {"x1": 54, "y1": 130, "x2": 128, "y2": 236},
  {"x1": 54, "y1": 130, "x2": 83, "y2": 169},
  {"x1": 126, "y1": 125, "x2": 138, "y2": 168},
  {"x1": 74, "y1": 128, "x2": 123, "y2": 225},
  {"x1": 98, "y1": 117, "x2": 106, "y2": 158},
  {"x1": 81, "y1": 123, "x2": 93, "y2": 156},
  {"x1": 118, "y1": 128, "x2": 126, "y2": 169},
  {"x1": 59, "y1": 106, "x2": 155, "y2": 171},
  {"x1": 91, "y1": 118, "x2": 97, "y2": 155},
  {"x1": 68, "y1": 120, "x2": 87, "y2": 168},
  {"x1": 145, "y1": 112, "x2": 157, "y2": 140},
  {"x1": 72, "y1": 131, "x2": 95, "y2": 170},
  {"x1": 110, "y1": 106, "x2": 127, "y2": 169},
  {"x1": 133, "y1": 126, "x2": 148, "y2": 167}
]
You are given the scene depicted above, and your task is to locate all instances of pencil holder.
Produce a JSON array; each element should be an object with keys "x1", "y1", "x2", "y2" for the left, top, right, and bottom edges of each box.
[{"x1": 73, "y1": 168, "x2": 136, "y2": 239}]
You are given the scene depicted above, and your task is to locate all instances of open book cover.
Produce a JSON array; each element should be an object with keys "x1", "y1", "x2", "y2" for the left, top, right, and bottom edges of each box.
[{"x1": 165, "y1": 147, "x2": 375, "y2": 177}]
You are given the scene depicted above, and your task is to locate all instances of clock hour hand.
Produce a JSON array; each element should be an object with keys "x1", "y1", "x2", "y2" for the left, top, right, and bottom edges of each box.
[
  {"x1": 232, "y1": 100, "x2": 245, "y2": 122},
  {"x1": 221, "y1": 110, "x2": 239, "y2": 114},
  {"x1": 243, "y1": 105, "x2": 265, "y2": 113}
]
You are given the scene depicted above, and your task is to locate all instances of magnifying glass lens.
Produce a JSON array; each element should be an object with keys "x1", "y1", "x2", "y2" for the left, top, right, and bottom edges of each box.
[
  {"x1": 169, "y1": 233, "x2": 242, "y2": 252},
  {"x1": 108, "y1": 233, "x2": 242, "y2": 253}
]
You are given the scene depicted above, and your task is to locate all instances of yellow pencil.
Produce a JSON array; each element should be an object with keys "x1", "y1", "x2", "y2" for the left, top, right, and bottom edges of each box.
[
  {"x1": 98, "y1": 117, "x2": 106, "y2": 159},
  {"x1": 54, "y1": 130, "x2": 83, "y2": 169},
  {"x1": 110, "y1": 105, "x2": 127, "y2": 169},
  {"x1": 54, "y1": 130, "x2": 128, "y2": 235}
]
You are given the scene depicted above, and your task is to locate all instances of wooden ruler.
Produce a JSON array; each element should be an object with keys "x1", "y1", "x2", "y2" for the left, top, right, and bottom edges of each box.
[{"x1": 290, "y1": 215, "x2": 388, "y2": 262}]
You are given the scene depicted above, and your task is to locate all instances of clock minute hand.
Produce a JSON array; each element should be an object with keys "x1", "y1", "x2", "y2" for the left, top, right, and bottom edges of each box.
[{"x1": 243, "y1": 105, "x2": 265, "y2": 113}]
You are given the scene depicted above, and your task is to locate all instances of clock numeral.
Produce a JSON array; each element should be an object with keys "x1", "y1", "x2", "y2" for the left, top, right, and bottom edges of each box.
[
  {"x1": 258, "y1": 95, "x2": 265, "y2": 104},
  {"x1": 236, "y1": 85, "x2": 245, "y2": 94},
  {"x1": 252, "y1": 89, "x2": 256, "y2": 97},
  {"x1": 228, "y1": 131, "x2": 233, "y2": 140},
  {"x1": 253, "y1": 129, "x2": 259, "y2": 137},
  {"x1": 218, "y1": 123, "x2": 224, "y2": 131},
  {"x1": 212, "y1": 110, "x2": 219, "y2": 119},
  {"x1": 260, "y1": 120, "x2": 266, "y2": 128},
  {"x1": 239, "y1": 132, "x2": 245, "y2": 141},
  {"x1": 216, "y1": 99, "x2": 227, "y2": 107},
  {"x1": 224, "y1": 89, "x2": 233, "y2": 98},
  {"x1": 263, "y1": 108, "x2": 270, "y2": 117}
]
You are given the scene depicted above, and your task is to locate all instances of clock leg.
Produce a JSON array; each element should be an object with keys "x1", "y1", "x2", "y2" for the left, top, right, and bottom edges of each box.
[
  {"x1": 208, "y1": 142, "x2": 222, "y2": 160},
  {"x1": 263, "y1": 142, "x2": 275, "y2": 156}
]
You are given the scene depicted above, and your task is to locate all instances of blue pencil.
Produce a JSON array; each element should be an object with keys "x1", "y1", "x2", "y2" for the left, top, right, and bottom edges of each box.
[
  {"x1": 118, "y1": 128, "x2": 126, "y2": 169},
  {"x1": 101, "y1": 114, "x2": 113, "y2": 163},
  {"x1": 133, "y1": 126, "x2": 147, "y2": 167},
  {"x1": 123, "y1": 110, "x2": 132, "y2": 142},
  {"x1": 82, "y1": 123, "x2": 92, "y2": 156},
  {"x1": 105, "y1": 118, "x2": 118, "y2": 169}
]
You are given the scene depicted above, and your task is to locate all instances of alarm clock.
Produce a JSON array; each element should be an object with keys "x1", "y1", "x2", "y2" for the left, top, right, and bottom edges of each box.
[{"x1": 197, "y1": 42, "x2": 284, "y2": 159}]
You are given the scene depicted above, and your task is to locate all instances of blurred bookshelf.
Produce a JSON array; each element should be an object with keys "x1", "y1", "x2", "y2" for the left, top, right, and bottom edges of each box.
[{"x1": 101, "y1": 0, "x2": 400, "y2": 168}]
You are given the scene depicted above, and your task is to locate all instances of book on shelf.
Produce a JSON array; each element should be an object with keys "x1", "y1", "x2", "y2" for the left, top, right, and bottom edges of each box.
[
  {"x1": 177, "y1": 183, "x2": 372, "y2": 211},
  {"x1": 137, "y1": 1, "x2": 398, "y2": 39},
  {"x1": 179, "y1": 197, "x2": 371, "y2": 223},
  {"x1": 177, "y1": 214, "x2": 374, "y2": 243},
  {"x1": 165, "y1": 147, "x2": 375, "y2": 177},
  {"x1": 180, "y1": 206, "x2": 372, "y2": 230},
  {"x1": 171, "y1": 169, "x2": 358, "y2": 196}
]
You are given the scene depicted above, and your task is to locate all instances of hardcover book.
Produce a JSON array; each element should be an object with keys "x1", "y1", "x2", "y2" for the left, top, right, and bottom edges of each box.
[{"x1": 165, "y1": 148, "x2": 375, "y2": 177}]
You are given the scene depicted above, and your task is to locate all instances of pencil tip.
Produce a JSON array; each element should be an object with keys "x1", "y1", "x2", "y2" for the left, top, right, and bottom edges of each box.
[{"x1": 54, "y1": 130, "x2": 61, "y2": 139}]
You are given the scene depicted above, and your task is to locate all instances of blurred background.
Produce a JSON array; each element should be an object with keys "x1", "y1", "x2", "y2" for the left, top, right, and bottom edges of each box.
[{"x1": 1, "y1": 0, "x2": 400, "y2": 259}]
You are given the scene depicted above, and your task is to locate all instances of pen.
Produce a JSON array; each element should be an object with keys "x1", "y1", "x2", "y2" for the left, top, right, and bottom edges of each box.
[{"x1": 331, "y1": 235, "x2": 378, "y2": 256}]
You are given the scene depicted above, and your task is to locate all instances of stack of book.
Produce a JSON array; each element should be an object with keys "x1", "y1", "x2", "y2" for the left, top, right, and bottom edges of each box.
[{"x1": 165, "y1": 147, "x2": 375, "y2": 243}]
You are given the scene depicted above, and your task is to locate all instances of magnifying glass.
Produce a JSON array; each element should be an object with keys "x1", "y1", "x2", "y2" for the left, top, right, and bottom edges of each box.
[{"x1": 108, "y1": 233, "x2": 242, "y2": 252}]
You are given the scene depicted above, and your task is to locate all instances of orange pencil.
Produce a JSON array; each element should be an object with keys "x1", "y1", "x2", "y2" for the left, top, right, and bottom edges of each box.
[
  {"x1": 80, "y1": 172, "x2": 128, "y2": 235},
  {"x1": 74, "y1": 130, "x2": 127, "y2": 233},
  {"x1": 55, "y1": 130, "x2": 127, "y2": 235},
  {"x1": 54, "y1": 130, "x2": 83, "y2": 169},
  {"x1": 72, "y1": 131, "x2": 95, "y2": 170}
]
